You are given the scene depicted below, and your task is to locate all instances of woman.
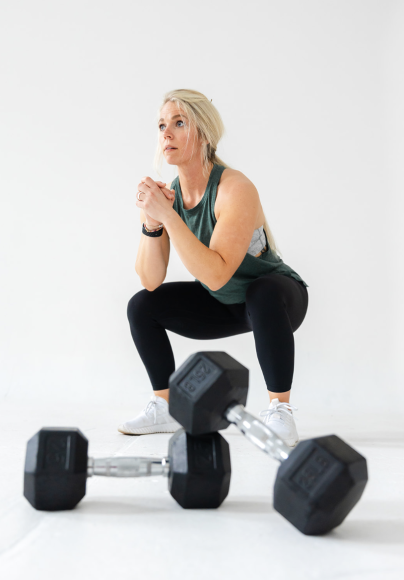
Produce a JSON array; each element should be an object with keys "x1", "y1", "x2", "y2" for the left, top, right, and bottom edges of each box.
[{"x1": 119, "y1": 89, "x2": 309, "y2": 447}]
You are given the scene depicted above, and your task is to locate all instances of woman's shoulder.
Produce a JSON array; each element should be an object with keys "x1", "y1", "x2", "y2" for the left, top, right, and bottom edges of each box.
[
  {"x1": 219, "y1": 166, "x2": 254, "y2": 187},
  {"x1": 215, "y1": 166, "x2": 260, "y2": 220}
]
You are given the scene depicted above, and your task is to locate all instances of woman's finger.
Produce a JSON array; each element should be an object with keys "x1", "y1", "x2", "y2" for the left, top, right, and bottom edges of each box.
[{"x1": 159, "y1": 186, "x2": 175, "y2": 199}]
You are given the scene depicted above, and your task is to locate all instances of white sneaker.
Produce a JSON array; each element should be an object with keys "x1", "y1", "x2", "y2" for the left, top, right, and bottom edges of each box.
[
  {"x1": 117, "y1": 394, "x2": 181, "y2": 435},
  {"x1": 259, "y1": 398, "x2": 299, "y2": 447}
]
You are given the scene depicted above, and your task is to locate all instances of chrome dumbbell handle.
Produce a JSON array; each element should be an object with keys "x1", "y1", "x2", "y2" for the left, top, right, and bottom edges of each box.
[
  {"x1": 87, "y1": 456, "x2": 170, "y2": 478},
  {"x1": 225, "y1": 404, "x2": 290, "y2": 463}
]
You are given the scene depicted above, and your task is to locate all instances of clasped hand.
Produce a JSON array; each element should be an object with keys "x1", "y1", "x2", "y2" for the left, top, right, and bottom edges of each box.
[{"x1": 136, "y1": 176, "x2": 175, "y2": 223}]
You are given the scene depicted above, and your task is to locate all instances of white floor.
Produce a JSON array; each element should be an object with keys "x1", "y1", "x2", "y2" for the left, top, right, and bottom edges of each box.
[{"x1": 0, "y1": 400, "x2": 403, "y2": 580}]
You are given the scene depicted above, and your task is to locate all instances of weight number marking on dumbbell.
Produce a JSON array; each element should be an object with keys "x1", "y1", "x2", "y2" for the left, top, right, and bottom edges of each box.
[
  {"x1": 291, "y1": 449, "x2": 331, "y2": 493},
  {"x1": 44, "y1": 433, "x2": 71, "y2": 471},
  {"x1": 178, "y1": 357, "x2": 221, "y2": 394},
  {"x1": 190, "y1": 438, "x2": 217, "y2": 471}
]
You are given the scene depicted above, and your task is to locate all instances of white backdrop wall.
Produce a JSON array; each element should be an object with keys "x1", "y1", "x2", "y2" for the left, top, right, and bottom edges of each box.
[{"x1": 0, "y1": 0, "x2": 402, "y2": 414}]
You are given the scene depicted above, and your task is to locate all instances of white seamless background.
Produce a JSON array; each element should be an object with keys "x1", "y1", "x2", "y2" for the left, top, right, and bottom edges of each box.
[{"x1": 0, "y1": 0, "x2": 402, "y2": 416}]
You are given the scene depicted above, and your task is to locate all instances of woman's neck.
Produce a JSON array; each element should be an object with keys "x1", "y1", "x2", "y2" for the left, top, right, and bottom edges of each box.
[{"x1": 177, "y1": 161, "x2": 214, "y2": 203}]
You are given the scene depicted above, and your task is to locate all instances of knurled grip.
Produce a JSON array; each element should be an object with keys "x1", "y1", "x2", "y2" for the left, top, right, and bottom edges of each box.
[
  {"x1": 87, "y1": 456, "x2": 170, "y2": 478},
  {"x1": 225, "y1": 404, "x2": 290, "y2": 462}
]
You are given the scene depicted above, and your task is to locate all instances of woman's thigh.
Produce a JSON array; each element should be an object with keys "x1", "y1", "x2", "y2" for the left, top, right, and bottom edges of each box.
[
  {"x1": 127, "y1": 281, "x2": 252, "y2": 340},
  {"x1": 245, "y1": 273, "x2": 309, "y2": 332}
]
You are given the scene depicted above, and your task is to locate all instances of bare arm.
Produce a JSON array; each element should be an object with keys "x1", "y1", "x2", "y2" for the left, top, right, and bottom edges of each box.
[
  {"x1": 135, "y1": 183, "x2": 172, "y2": 291},
  {"x1": 136, "y1": 175, "x2": 231, "y2": 292}
]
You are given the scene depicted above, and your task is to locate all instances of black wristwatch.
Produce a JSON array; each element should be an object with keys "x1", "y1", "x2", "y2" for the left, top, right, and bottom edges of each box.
[{"x1": 142, "y1": 223, "x2": 164, "y2": 237}]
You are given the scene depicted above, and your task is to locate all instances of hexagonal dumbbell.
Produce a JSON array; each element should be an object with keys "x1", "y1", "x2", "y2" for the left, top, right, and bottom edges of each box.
[
  {"x1": 24, "y1": 426, "x2": 231, "y2": 510},
  {"x1": 168, "y1": 351, "x2": 368, "y2": 535}
]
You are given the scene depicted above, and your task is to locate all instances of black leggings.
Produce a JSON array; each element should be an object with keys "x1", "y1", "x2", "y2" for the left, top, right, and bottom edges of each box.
[{"x1": 127, "y1": 273, "x2": 309, "y2": 393}]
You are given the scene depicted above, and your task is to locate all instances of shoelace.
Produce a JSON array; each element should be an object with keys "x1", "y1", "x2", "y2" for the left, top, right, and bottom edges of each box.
[
  {"x1": 143, "y1": 398, "x2": 158, "y2": 424},
  {"x1": 259, "y1": 401, "x2": 299, "y2": 422}
]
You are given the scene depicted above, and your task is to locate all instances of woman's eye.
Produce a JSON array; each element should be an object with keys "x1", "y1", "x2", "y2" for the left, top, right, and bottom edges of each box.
[{"x1": 159, "y1": 120, "x2": 184, "y2": 130}]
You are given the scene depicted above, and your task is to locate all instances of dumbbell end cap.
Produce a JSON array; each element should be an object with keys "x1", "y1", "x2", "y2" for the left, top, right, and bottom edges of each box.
[{"x1": 24, "y1": 427, "x2": 89, "y2": 511}]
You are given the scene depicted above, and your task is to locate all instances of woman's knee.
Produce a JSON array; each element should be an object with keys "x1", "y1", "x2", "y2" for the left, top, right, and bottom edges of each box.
[{"x1": 127, "y1": 289, "x2": 152, "y2": 322}]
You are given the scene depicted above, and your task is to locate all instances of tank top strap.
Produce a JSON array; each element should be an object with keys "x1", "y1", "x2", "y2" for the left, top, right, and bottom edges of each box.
[
  {"x1": 207, "y1": 163, "x2": 226, "y2": 223},
  {"x1": 209, "y1": 163, "x2": 226, "y2": 188}
]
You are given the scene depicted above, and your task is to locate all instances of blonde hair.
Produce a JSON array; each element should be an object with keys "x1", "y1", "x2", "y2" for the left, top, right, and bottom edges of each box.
[{"x1": 153, "y1": 88, "x2": 282, "y2": 257}]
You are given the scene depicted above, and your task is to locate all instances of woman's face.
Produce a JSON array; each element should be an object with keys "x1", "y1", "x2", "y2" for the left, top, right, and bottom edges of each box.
[{"x1": 158, "y1": 101, "x2": 205, "y2": 165}]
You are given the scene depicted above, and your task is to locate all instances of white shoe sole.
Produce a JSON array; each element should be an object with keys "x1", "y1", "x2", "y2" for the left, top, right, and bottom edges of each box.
[{"x1": 117, "y1": 422, "x2": 180, "y2": 435}]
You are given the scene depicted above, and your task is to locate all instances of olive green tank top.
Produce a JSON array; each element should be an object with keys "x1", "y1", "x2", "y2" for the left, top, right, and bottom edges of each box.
[{"x1": 172, "y1": 163, "x2": 309, "y2": 305}]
